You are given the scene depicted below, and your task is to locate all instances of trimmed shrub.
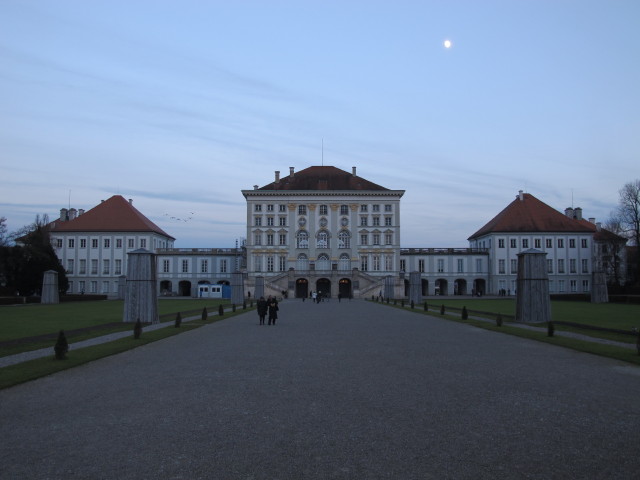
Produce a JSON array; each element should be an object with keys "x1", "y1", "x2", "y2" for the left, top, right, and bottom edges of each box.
[
  {"x1": 547, "y1": 321, "x2": 555, "y2": 337},
  {"x1": 440, "y1": 305, "x2": 445, "y2": 315},
  {"x1": 243, "y1": 301, "x2": 247, "y2": 310},
  {"x1": 202, "y1": 307, "x2": 208, "y2": 322},
  {"x1": 496, "y1": 314, "x2": 503, "y2": 327},
  {"x1": 461, "y1": 306, "x2": 468, "y2": 320},
  {"x1": 424, "y1": 301, "x2": 428, "y2": 311},
  {"x1": 134, "y1": 318, "x2": 142, "y2": 339},
  {"x1": 218, "y1": 304, "x2": 224, "y2": 316},
  {"x1": 232, "y1": 304, "x2": 236, "y2": 312},
  {"x1": 54, "y1": 330, "x2": 68, "y2": 360},
  {"x1": 175, "y1": 312, "x2": 182, "y2": 328},
  {"x1": 410, "y1": 301, "x2": 415, "y2": 309}
]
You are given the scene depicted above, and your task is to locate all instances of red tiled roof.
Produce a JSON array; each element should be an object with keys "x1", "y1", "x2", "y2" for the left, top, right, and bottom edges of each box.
[
  {"x1": 50, "y1": 195, "x2": 175, "y2": 239},
  {"x1": 575, "y1": 218, "x2": 627, "y2": 243},
  {"x1": 258, "y1": 166, "x2": 391, "y2": 191},
  {"x1": 468, "y1": 193, "x2": 595, "y2": 240}
]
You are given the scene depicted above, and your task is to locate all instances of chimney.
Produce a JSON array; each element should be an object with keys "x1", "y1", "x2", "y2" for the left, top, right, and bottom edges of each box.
[
  {"x1": 574, "y1": 207, "x2": 582, "y2": 220},
  {"x1": 253, "y1": 185, "x2": 259, "y2": 190},
  {"x1": 518, "y1": 190, "x2": 524, "y2": 201},
  {"x1": 596, "y1": 222, "x2": 602, "y2": 231},
  {"x1": 289, "y1": 167, "x2": 295, "y2": 177},
  {"x1": 69, "y1": 208, "x2": 77, "y2": 220},
  {"x1": 588, "y1": 217, "x2": 596, "y2": 224},
  {"x1": 60, "y1": 208, "x2": 68, "y2": 221},
  {"x1": 352, "y1": 166, "x2": 357, "y2": 176},
  {"x1": 565, "y1": 207, "x2": 574, "y2": 218},
  {"x1": 129, "y1": 199, "x2": 133, "y2": 204},
  {"x1": 275, "y1": 170, "x2": 280, "y2": 183}
]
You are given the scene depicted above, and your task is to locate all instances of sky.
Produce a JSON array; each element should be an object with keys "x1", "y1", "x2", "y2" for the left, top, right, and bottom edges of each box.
[{"x1": 1, "y1": 0, "x2": 638, "y2": 248}]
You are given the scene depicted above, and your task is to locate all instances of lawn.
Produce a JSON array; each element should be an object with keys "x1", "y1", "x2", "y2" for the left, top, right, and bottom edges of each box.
[{"x1": 0, "y1": 298, "x2": 237, "y2": 357}]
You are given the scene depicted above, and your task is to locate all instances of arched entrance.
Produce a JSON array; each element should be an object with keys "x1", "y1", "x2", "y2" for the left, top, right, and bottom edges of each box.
[
  {"x1": 435, "y1": 279, "x2": 448, "y2": 296},
  {"x1": 339, "y1": 278, "x2": 352, "y2": 298},
  {"x1": 296, "y1": 278, "x2": 309, "y2": 298},
  {"x1": 160, "y1": 280, "x2": 172, "y2": 296},
  {"x1": 178, "y1": 280, "x2": 192, "y2": 297},
  {"x1": 421, "y1": 279, "x2": 429, "y2": 296},
  {"x1": 454, "y1": 279, "x2": 467, "y2": 295},
  {"x1": 316, "y1": 278, "x2": 331, "y2": 298},
  {"x1": 473, "y1": 279, "x2": 486, "y2": 296}
]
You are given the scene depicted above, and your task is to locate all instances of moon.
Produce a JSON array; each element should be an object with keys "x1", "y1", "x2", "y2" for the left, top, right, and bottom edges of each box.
[{"x1": 443, "y1": 39, "x2": 452, "y2": 49}]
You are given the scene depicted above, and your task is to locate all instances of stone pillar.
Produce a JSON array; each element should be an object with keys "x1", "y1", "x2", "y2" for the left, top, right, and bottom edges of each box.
[
  {"x1": 409, "y1": 271, "x2": 422, "y2": 304},
  {"x1": 384, "y1": 275, "x2": 395, "y2": 299},
  {"x1": 41, "y1": 270, "x2": 59, "y2": 304},
  {"x1": 591, "y1": 270, "x2": 609, "y2": 303},
  {"x1": 231, "y1": 272, "x2": 245, "y2": 304},
  {"x1": 117, "y1": 275, "x2": 126, "y2": 300},
  {"x1": 123, "y1": 249, "x2": 158, "y2": 324},
  {"x1": 254, "y1": 277, "x2": 264, "y2": 299},
  {"x1": 515, "y1": 249, "x2": 551, "y2": 323}
]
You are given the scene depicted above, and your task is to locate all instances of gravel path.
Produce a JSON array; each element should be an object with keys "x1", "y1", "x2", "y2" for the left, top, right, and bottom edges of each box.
[{"x1": 1, "y1": 299, "x2": 639, "y2": 479}]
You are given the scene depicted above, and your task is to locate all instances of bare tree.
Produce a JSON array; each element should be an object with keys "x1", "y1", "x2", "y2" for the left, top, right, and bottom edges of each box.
[
  {"x1": 602, "y1": 215, "x2": 626, "y2": 286},
  {"x1": 0, "y1": 217, "x2": 8, "y2": 247},
  {"x1": 616, "y1": 180, "x2": 640, "y2": 284}
]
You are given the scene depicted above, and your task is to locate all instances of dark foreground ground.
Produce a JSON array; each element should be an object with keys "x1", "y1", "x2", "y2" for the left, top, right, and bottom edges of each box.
[{"x1": 1, "y1": 299, "x2": 639, "y2": 479}]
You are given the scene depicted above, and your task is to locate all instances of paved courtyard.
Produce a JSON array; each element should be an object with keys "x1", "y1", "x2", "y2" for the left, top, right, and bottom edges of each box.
[{"x1": 1, "y1": 299, "x2": 639, "y2": 479}]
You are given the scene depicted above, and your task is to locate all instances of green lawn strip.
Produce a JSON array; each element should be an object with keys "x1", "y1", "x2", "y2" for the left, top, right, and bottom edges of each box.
[
  {"x1": 0, "y1": 307, "x2": 252, "y2": 390},
  {"x1": 373, "y1": 301, "x2": 640, "y2": 365}
]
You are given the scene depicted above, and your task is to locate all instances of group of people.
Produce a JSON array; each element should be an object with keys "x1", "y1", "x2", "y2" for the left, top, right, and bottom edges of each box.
[{"x1": 256, "y1": 296, "x2": 279, "y2": 325}]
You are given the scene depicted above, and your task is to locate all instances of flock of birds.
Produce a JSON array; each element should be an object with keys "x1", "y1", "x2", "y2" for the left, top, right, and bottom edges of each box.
[{"x1": 163, "y1": 212, "x2": 194, "y2": 222}]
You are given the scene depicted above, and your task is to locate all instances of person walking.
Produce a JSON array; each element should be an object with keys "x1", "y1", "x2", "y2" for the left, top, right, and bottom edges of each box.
[
  {"x1": 257, "y1": 296, "x2": 267, "y2": 325},
  {"x1": 268, "y1": 297, "x2": 279, "y2": 325}
]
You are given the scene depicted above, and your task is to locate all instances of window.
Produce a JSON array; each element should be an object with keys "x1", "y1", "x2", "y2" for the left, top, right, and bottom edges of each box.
[
  {"x1": 298, "y1": 205, "x2": 307, "y2": 215},
  {"x1": 296, "y1": 254, "x2": 309, "y2": 271},
  {"x1": 546, "y1": 239, "x2": 552, "y2": 248},
  {"x1": 267, "y1": 217, "x2": 274, "y2": 226},
  {"x1": 372, "y1": 234, "x2": 380, "y2": 245},
  {"x1": 80, "y1": 239, "x2": 87, "y2": 248},
  {"x1": 115, "y1": 259, "x2": 122, "y2": 275},
  {"x1": 267, "y1": 256, "x2": 274, "y2": 272},
  {"x1": 267, "y1": 204, "x2": 274, "y2": 212},
  {"x1": 385, "y1": 255, "x2": 393, "y2": 271},
  {"x1": 182, "y1": 260, "x2": 189, "y2": 273},
  {"x1": 400, "y1": 259, "x2": 406, "y2": 272},
  {"x1": 116, "y1": 239, "x2": 122, "y2": 248},
  {"x1": 437, "y1": 259, "x2": 444, "y2": 273},
  {"x1": 570, "y1": 259, "x2": 576, "y2": 273},
  {"x1": 68, "y1": 239, "x2": 75, "y2": 248},
  {"x1": 128, "y1": 239, "x2": 135, "y2": 248},
  {"x1": 558, "y1": 239, "x2": 564, "y2": 248},
  {"x1": 499, "y1": 259, "x2": 505, "y2": 274},
  {"x1": 570, "y1": 280, "x2": 577, "y2": 292},
  {"x1": 319, "y1": 204, "x2": 328, "y2": 215},
  {"x1": 498, "y1": 239, "x2": 505, "y2": 248},
  {"x1": 582, "y1": 259, "x2": 588, "y2": 273},
  {"x1": 582, "y1": 280, "x2": 589, "y2": 292},
  {"x1": 340, "y1": 205, "x2": 349, "y2": 215},
  {"x1": 140, "y1": 239, "x2": 146, "y2": 248},
  {"x1": 534, "y1": 239, "x2": 541, "y2": 249},
  {"x1": 360, "y1": 217, "x2": 368, "y2": 226},
  {"x1": 559, "y1": 280, "x2": 566, "y2": 292},
  {"x1": 547, "y1": 259, "x2": 553, "y2": 274},
  {"x1": 254, "y1": 255, "x2": 262, "y2": 272},
  {"x1": 279, "y1": 217, "x2": 286, "y2": 226},
  {"x1": 255, "y1": 204, "x2": 262, "y2": 212},
  {"x1": 220, "y1": 259, "x2": 227, "y2": 273},
  {"x1": 55, "y1": 238, "x2": 62, "y2": 248},
  {"x1": 385, "y1": 217, "x2": 392, "y2": 226},
  {"x1": 385, "y1": 233, "x2": 392, "y2": 245},
  {"x1": 385, "y1": 204, "x2": 392, "y2": 212},
  {"x1": 457, "y1": 259, "x2": 464, "y2": 273},
  {"x1": 279, "y1": 204, "x2": 286, "y2": 212},
  {"x1": 201, "y1": 260, "x2": 208, "y2": 273},
  {"x1": 279, "y1": 256, "x2": 286, "y2": 272},
  {"x1": 267, "y1": 234, "x2": 274, "y2": 246},
  {"x1": 254, "y1": 233, "x2": 262, "y2": 245},
  {"x1": 581, "y1": 239, "x2": 588, "y2": 248},
  {"x1": 163, "y1": 260, "x2": 170, "y2": 273},
  {"x1": 296, "y1": 231, "x2": 308, "y2": 249},
  {"x1": 372, "y1": 204, "x2": 380, "y2": 212},
  {"x1": 317, "y1": 231, "x2": 329, "y2": 248},
  {"x1": 361, "y1": 255, "x2": 368, "y2": 271},
  {"x1": 79, "y1": 260, "x2": 86, "y2": 275},
  {"x1": 372, "y1": 255, "x2": 381, "y2": 271},
  {"x1": 569, "y1": 239, "x2": 576, "y2": 248},
  {"x1": 255, "y1": 217, "x2": 262, "y2": 226},
  {"x1": 419, "y1": 259, "x2": 425, "y2": 273},
  {"x1": 103, "y1": 260, "x2": 110, "y2": 275},
  {"x1": 558, "y1": 259, "x2": 565, "y2": 273},
  {"x1": 522, "y1": 239, "x2": 529, "y2": 249},
  {"x1": 338, "y1": 231, "x2": 351, "y2": 249},
  {"x1": 279, "y1": 234, "x2": 287, "y2": 246},
  {"x1": 510, "y1": 259, "x2": 517, "y2": 274},
  {"x1": 90, "y1": 281, "x2": 97, "y2": 293},
  {"x1": 91, "y1": 260, "x2": 98, "y2": 275},
  {"x1": 476, "y1": 259, "x2": 483, "y2": 273},
  {"x1": 340, "y1": 253, "x2": 351, "y2": 270},
  {"x1": 92, "y1": 239, "x2": 98, "y2": 248},
  {"x1": 102, "y1": 281, "x2": 109, "y2": 294},
  {"x1": 360, "y1": 205, "x2": 368, "y2": 212},
  {"x1": 104, "y1": 239, "x2": 110, "y2": 248},
  {"x1": 360, "y1": 234, "x2": 368, "y2": 245},
  {"x1": 372, "y1": 217, "x2": 380, "y2": 226},
  {"x1": 510, "y1": 239, "x2": 517, "y2": 248},
  {"x1": 67, "y1": 259, "x2": 74, "y2": 274}
]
